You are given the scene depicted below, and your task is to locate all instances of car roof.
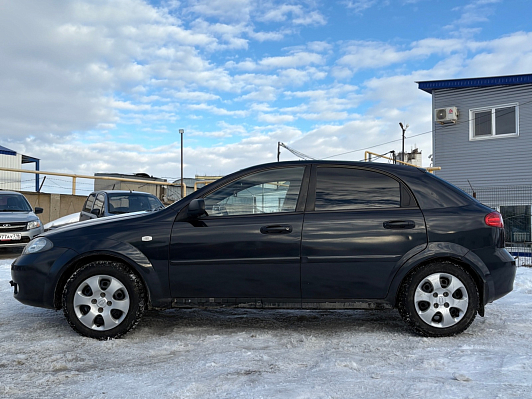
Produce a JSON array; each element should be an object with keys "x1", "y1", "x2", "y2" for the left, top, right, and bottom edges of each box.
[
  {"x1": 235, "y1": 160, "x2": 428, "y2": 176},
  {"x1": 0, "y1": 191, "x2": 25, "y2": 196},
  {"x1": 90, "y1": 190, "x2": 158, "y2": 196}
]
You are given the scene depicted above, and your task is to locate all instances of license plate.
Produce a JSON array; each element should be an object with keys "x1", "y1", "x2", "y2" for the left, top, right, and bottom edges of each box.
[{"x1": 0, "y1": 234, "x2": 22, "y2": 241}]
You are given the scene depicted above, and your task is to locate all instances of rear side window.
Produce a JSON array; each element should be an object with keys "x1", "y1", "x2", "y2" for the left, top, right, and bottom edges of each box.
[
  {"x1": 315, "y1": 167, "x2": 401, "y2": 211},
  {"x1": 82, "y1": 194, "x2": 96, "y2": 213}
]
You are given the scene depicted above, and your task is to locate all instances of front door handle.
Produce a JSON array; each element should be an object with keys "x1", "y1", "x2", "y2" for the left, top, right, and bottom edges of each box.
[
  {"x1": 260, "y1": 225, "x2": 293, "y2": 234},
  {"x1": 383, "y1": 220, "x2": 415, "y2": 229}
]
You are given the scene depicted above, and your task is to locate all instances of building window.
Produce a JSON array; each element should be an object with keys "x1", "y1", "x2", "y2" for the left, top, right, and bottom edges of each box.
[{"x1": 469, "y1": 103, "x2": 519, "y2": 140}]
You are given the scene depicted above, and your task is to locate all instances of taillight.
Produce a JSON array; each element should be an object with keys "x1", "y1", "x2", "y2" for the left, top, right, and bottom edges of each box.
[{"x1": 485, "y1": 211, "x2": 504, "y2": 228}]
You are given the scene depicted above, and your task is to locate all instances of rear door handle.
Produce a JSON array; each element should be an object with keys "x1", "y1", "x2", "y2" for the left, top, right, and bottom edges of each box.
[
  {"x1": 383, "y1": 220, "x2": 415, "y2": 229},
  {"x1": 260, "y1": 225, "x2": 293, "y2": 234}
]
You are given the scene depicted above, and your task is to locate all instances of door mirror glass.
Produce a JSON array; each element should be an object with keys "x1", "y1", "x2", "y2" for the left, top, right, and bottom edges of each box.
[{"x1": 90, "y1": 208, "x2": 101, "y2": 217}]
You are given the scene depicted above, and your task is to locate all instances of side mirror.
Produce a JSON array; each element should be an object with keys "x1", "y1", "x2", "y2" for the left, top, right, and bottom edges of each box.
[
  {"x1": 91, "y1": 208, "x2": 101, "y2": 217},
  {"x1": 188, "y1": 199, "x2": 207, "y2": 218},
  {"x1": 34, "y1": 207, "x2": 44, "y2": 214}
]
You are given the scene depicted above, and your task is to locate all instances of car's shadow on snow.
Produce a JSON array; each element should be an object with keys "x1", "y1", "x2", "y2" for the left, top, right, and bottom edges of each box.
[{"x1": 137, "y1": 307, "x2": 409, "y2": 336}]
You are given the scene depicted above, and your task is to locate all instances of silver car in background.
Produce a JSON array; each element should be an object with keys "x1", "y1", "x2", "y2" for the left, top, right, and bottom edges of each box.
[{"x1": 0, "y1": 191, "x2": 44, "y2": 248}]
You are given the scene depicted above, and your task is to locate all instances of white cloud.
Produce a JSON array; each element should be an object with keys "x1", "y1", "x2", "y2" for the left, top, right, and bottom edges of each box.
[
  {"x1": 447, "y1": 0, "x2": 501, "y2": 30},
  {"x1": 257, "y1": 113, "x2": 295, "y2": 123},
  {"x1": 187, "y1": 103, "x2": 249, "y2": 118},
  {"x1": 184, "y1": 0, "x2": 253, "y2": 23},
  {"x1": 167, "y1": 90, "x2": 221, "y2": 102},
  {"x1": 343, "y1": 0, "x2": 380, "y2": 14},
  {"x1": 293, "y1": 11, "x2": 327, "y2": 26},
  {"x1": 258, "y1": 4, "x2": 326, "y2": 26},
  {"x1": 229, "y1": 52, "x2": 325, "y2": 71}
]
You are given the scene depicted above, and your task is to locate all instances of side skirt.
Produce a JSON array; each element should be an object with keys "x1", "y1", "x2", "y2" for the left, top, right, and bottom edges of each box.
[{"x1": 171, "y1": 298, "x2": 393, "y2": 310}]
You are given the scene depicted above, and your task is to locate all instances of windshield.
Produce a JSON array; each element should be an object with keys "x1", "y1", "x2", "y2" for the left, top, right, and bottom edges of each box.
[
  {"x1": 107, "y1": 193, "x2": 164, "y2": 214},
  {"x1": 0, "y1": 193, "x2": 32, "y2": 212}
]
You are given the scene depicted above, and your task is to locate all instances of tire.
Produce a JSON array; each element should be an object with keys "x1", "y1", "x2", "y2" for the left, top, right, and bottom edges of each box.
[
  {"x1": 62, "y1": 260, "x2": 146, "y2": 340},
  {"x1": 398, "y1": 261, "x2": 479, "y2": 337}
]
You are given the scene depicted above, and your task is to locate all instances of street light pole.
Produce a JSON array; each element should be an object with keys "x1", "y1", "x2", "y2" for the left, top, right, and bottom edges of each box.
[
  {"x1": 179, "y1": 129, "x2": 184, "y2": 198},
  {"x1": 399, "y1": 122, "x2": 409, "y2": 162}
]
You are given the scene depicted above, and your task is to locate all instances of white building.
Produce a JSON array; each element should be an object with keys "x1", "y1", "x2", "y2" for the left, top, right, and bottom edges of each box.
[{"x1": 0, "y1": 145, "x2": 40, "y2": 191}]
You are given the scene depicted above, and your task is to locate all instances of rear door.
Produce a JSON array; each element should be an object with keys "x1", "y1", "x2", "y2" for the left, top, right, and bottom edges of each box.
[{"x1": 301, "y1": 165, "x2": 427, "y2": 301}]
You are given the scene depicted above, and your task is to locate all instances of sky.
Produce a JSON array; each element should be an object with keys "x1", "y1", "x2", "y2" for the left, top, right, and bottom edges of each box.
[{"x1": 1, "y1": 0, "x2": 532, "y2": 193}]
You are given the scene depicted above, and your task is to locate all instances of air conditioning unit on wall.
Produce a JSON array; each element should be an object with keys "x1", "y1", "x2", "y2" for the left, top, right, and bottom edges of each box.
[{"x1": 435, "y1": 107, "x2": 458, "y2": 124}]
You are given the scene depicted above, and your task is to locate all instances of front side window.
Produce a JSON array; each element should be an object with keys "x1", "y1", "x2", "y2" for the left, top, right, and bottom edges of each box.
[
  {"x1": 204, "y1": 167, "x2": 305, "y2": 217},
  {"x1": 315, "y1": 167, "x2": 401, "y2": 211},
  {"x1": 82, "y1": 194, "x2": 96, "y2": 213},
  {"x1": 92, "y1": 193, "x2": 105, "y2": 215},
  {"x1": 470, "y1": 104, "x2": 518, "y2": 140}
]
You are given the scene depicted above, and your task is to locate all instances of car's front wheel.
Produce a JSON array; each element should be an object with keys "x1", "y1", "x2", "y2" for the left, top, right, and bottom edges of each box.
[
  {"x1": 398, "y1": 262, "x2": 479, "y2": 337},
  {"x1": 62, "y1": 260, "x2": 146, "y2": 339}
]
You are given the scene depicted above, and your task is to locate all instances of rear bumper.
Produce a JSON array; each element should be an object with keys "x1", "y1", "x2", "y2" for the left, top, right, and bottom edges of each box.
[{"x1": 468, "y1": 247, "x2": 516, "y2": 304}]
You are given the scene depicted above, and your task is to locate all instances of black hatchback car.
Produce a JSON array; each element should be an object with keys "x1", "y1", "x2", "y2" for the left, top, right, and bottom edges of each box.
[{"x1": 11, "y1": 161, "x2": 516, "y2": 339}]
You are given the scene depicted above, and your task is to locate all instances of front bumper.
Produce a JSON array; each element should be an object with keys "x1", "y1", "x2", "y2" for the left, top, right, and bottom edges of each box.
[{"x1": 10, "y1": 247, "x2": 77, "y2": 309}]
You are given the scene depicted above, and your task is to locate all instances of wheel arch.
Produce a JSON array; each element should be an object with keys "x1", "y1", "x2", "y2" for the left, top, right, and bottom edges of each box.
[
  {"x1": 53, "y1": 251, "x2": 152, "y2": 310},
  {"x1": 387, "y1": 245, "x2": 489, "y2": 316}
]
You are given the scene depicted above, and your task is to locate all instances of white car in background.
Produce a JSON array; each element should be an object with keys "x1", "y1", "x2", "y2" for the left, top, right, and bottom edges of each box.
[{"x1": 44, "y1": 190, "x2": 165, "y2": 231}]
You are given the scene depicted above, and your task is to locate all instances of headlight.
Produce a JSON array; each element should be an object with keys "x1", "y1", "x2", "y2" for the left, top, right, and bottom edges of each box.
[
  {"x1": 23, "y1": 237, "x2": 53, "y2": 255},
  {"x1": 27, "y1": 220, "x2": 42, "y2": 230}
]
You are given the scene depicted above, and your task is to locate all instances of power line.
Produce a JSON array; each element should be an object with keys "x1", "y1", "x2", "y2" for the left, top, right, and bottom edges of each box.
[
  {"x1": 278, "y1": 142, "x2": 314, "y2": 161},
  {"x1": 322, "y1": 99, "x2": 532, "y2": 160}
]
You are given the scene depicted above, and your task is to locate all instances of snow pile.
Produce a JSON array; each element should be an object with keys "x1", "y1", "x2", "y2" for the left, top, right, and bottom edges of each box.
[{"x1": 1, "y1": 257, "x2": 531, "y2": 398}]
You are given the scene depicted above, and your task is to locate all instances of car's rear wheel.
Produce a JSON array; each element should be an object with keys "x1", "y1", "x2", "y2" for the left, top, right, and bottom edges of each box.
[
  {"x1": 62, "y1": 260, "x2": 146, "y2": 340},
  {"x1": 398, "y1": 262, "x2": 479, "y2": 337}
]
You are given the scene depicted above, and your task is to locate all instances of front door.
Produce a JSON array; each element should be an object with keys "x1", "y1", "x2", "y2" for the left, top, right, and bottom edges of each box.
[{"x1": 169, "y1": 166, "x2": 308, "y2": 302}]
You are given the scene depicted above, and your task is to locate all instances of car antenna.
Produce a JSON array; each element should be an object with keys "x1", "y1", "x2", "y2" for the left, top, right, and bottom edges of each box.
[{"x1": 467, "y1": 180, "x2": 476, "y2": 199}]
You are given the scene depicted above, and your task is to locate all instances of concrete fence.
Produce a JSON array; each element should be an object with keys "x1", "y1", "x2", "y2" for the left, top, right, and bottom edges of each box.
[{"x1": 21, "y1": 191, "x2": 86, "y2": 225}]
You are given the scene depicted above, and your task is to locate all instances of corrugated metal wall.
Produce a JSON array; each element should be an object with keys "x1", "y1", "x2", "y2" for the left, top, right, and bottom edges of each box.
[
  {"x1": 433, "y1": 84, "x2": 532, "y2": 188},
  {"x1": 0, "y1": 154, "x2": 22, "y2": 191}
]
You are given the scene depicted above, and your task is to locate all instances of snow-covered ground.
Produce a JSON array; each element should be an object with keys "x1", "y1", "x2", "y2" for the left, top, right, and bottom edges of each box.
[{"x1": 2, "y1": 258, "x2": 532, "y2": 399}]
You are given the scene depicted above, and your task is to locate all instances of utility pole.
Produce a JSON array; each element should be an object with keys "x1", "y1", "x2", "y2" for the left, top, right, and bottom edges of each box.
[
  {"x1": 399, "y1": 122, "x2": 409, "y2": 162},
  {"x1": 277, "y1": 142, "x2": 281, "y2": 162},
  {"x1": 179, "y1": 129, "x2": 184, "y2": 198}
]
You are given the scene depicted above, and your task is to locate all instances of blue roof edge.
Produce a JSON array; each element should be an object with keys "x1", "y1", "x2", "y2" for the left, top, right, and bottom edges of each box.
[
  {"x1": 417, "y1": 73, "x2": 532, "y2": 94},
  {"x1": 0, "y1": 145, "x2": 17, "y2": 156}
]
